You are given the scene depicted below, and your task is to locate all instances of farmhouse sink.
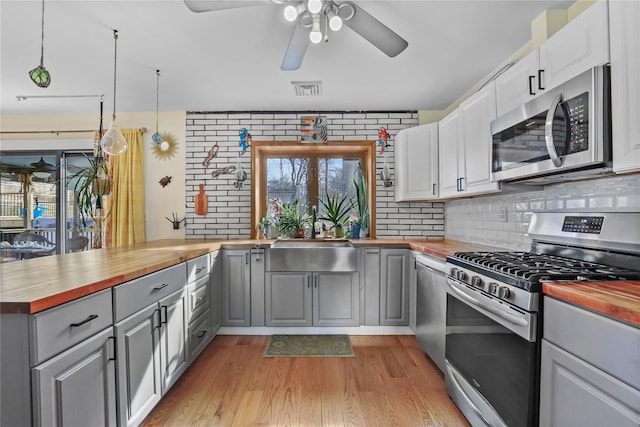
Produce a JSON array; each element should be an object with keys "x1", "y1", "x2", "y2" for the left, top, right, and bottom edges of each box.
[{"x1": 267, "y1": 240, "x2": 356, "y2": 272}]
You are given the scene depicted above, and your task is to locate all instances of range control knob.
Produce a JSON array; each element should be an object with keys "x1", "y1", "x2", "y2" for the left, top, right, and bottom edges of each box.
[
  {"x1": 450, "y1": 268, "x2": 458, "y2": 277},
  {"x1": 498, "y1": 287, "x2": 511, "y2": 299},
  {"x1": 471, "y1": 276, "x2": 483, "y2": 287},
  {"x1": 488, "y1": 282, "x2": 498, "y2": 294},
  {"x1": 456, "y1": 270, "x2": 468, "y2": 282}
]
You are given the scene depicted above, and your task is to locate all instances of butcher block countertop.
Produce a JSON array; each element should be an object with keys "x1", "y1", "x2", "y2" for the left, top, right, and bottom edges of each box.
[
  {"x1": 543, "y1": 281, "x2": 640, "y2": 328},
  {"x1": 2, "y1": 238, "x2": 638, "y2": 325}
]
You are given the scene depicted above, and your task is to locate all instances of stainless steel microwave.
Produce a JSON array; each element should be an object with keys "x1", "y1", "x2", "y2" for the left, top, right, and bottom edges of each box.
[{"x1": 490, "y1": 66, "x2": 611, "y2": 184}]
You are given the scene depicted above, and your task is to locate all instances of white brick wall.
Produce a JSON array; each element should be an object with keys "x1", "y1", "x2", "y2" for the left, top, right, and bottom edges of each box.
[
  {"x1": 185, "y1": 111, "x2": 445, "y2": 240},
  {"x1": 445, "y1": 174, "x2": 640, "y2": 251}
]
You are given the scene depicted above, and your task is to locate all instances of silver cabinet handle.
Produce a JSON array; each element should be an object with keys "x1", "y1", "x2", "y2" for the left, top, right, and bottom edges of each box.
[
  {"x1": 197, "y1": 330, "x2": 207, "y2": 338},
  {"x1": 195, "y1": 266, "x2": 205, "y2": 274},
  {"x1": 545, "y1": 93, "x2": 566, "y2": 167},
  {"x1": 196, "y1": 295, "x2": 206, "y2": 304},
  {"x1": 152, "y1": 283, "x2": 168, "y2": 291}
]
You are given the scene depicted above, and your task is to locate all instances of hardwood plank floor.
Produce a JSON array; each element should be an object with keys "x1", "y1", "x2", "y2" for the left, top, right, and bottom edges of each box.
[{"x1": 142, "y1": 335, "x2": 470, "y2": 427}]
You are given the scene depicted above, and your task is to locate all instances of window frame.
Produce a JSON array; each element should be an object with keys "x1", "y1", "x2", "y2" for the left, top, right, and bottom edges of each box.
[{"x1": 251, "y1": 141, "x2": 377, "y2": 238}]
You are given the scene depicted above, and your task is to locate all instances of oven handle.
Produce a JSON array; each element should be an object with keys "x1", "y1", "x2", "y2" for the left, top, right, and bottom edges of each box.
[
  {"x1": 544, "y1": 93, "x2": 566, "y2": 167},
  {"x1": 447, "y1": 279, "x2": 529, "y2": 327},
  {"x1": 446, "y1": 363, "x2": 495, "y2": 427}
]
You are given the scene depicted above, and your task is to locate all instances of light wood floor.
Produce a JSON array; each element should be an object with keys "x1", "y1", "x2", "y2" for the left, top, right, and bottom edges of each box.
[{"x1": 142, "y1": 335, "x2": 470, "y2": 427}]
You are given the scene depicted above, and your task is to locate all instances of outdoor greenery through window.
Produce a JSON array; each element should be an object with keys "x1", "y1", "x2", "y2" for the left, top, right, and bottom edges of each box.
[{"x1": 252, "y1": 141, "x2": 376, "y2": 238}]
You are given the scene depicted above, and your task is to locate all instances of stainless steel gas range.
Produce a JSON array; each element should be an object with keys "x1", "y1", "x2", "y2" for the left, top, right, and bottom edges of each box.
[{"x1": 444, "y1": 212, "x2": 640, "y2": 427}]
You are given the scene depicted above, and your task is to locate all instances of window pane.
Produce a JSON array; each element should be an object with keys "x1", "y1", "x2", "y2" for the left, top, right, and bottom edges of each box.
[
  {"x1": 65, "y1": 154, "x2": 94, "y2": 253},
  {"x1": 318, "y1": 158, "x2": 360, "y2": 201},
  {"x1": 266, "y1": 158, "x2": 309, "y2": 210}
]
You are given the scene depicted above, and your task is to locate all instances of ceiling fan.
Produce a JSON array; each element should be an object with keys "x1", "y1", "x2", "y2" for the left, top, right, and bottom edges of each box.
[{"x1": 183, "y1": 0, "x2": 408, "y2": 70}]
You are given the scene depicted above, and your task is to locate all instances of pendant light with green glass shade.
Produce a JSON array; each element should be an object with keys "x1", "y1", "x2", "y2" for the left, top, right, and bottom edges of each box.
[
  {"x1": 100, "y1": 30, "x2": 127, "y2": 156},
  {"x1": 29, "y1": 0, "x2": 51, "y2": 88}
]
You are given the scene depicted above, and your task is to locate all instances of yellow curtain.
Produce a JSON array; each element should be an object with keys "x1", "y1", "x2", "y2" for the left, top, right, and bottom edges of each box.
[{"x1": 105, "y1": 128, "x2": 146, "y2": 246}]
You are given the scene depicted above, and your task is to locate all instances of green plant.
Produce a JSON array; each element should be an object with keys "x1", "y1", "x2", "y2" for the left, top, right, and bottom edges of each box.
[
  {"x1": 276, "y1": 199, "x2": 309, "y2": 235},
  {"x1": 318, "y1": 192, "x2": 351, "y2": 230},
  {"x1": 350, "y1": 165, "x2": 369, "y2": 229},
  {"x1": 67, "y1": 154, "x2": 111, "y2": 227}
]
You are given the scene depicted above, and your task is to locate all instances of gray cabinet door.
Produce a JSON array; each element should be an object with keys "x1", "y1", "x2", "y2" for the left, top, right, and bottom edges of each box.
[
  {"x1": 221, "y1": 250, "x2": 251, "y2": 326},
  {"x1": 159, "y1": 288, "x2": 188, "y2": 394},
  {"x1": 115, "y1": 304, "x2": 162, "y2": 427},
  {"x1": 409, "y1": 252, "x2": 417, "y2": 332},
  {"x1": 380, "y1": 249, "x2": 409, "y2": 326},
  {"x1": 360, "y1": 248, "x2": 380, "y2": 326},
  {"x1": 32, "y1": 327, "x2": 117, "y2": 427},
  {"x1": 210, "y1": 250, "x2": 221, "y2": 334},
  {"x1": 265, "y1": 272, "x2": 312, "y2": 327},
  {"x1": 313, "y1": 272, "x2": 359, "y2": 327},
  {"x1": 540, "y1": 339, "x2": 640, "y2": 426}
]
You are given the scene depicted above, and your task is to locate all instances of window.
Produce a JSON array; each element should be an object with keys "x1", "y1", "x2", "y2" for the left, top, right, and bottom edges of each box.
[{"x1": 252, "y1": 141, "x2": 376, "y2": 238}]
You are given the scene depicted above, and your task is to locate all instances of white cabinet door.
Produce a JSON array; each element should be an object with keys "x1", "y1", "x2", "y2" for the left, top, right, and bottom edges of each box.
[
  {"x1": 539, "y1": 0, "x2": 609, "y2": 91},
  {"x1": 394, "y1": 123, "x2": 439, "y2": 201},
  {"x1": 495, "y1": 50, "x2": 540, "y2": 117},
  {"x1": 460, "y1": 80, "x2": 501, "y2": 196},
  {"x1": 159, "y1": 288, "x2": 188, "y2": 394},
  {"x1": 611, "y1": 0, "x2": 640, "y2": 173},
  {"x1": 438, "y1": 108, "x2": 462, "y2": 199}
]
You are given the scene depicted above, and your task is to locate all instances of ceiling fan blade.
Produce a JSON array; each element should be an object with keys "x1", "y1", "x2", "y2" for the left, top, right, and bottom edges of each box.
[
  {"x1": 338, "y1": 2, "x2": 408, "y2": 58},
  {"x1": 281, "y1": 19, "x2": 311, "y2": 71},
  {"x1": 184, "y1": 0, "x2": 273, "y2": 13}
]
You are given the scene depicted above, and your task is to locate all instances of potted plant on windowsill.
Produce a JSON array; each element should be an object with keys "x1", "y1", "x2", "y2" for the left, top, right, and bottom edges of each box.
[
  {"x1": 350, "y1": 165, "x2": 369, "y2": 238},
  {"x1": 318, "y1": 192, "x2": 351, "y2": 238},
  {"x1": 276, "y1": 199, "x2": 309, "y2": 238}
]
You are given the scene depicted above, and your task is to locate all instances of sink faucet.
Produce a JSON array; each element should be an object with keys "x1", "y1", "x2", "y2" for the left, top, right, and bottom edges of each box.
[{"x1": 311, "y1": 205, "x2": 317, "y2": 239}]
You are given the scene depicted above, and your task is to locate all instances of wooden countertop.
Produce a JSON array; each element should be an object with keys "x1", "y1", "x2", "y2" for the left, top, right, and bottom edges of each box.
[{"x1": 543, "y1": 281, "x2": 640, "y2": 327}]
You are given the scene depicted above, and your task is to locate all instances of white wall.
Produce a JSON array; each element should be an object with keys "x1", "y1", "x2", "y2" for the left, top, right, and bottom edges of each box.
[
  {"x1": 185, "y1": 111, "x2": 445, "y2": 240},
  {"x1": 0, "y1": 111, "x2": 186, "y2": 241}
]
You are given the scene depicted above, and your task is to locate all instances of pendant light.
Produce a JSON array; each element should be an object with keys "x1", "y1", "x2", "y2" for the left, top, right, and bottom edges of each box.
[
  {"x1": 152, "y1": 69, "x2": 169, "y2": 151},
  {"x1": 100, "y1": 30, "x2": 127, "y2": 156},
  {"x1": 29, "y1": 0, "x2": 51, "y2": 88}
]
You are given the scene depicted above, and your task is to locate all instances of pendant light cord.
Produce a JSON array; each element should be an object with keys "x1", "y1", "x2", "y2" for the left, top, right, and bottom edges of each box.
[
  {"x1": 112, "y1": 30, "x2": 118, "y2": 121},
  {"x1": 156, "y1": 70, "x2": 160, "y2": 133},
  {"x1": 39, "y1": 0, "x2": 45, "y2": 66}
]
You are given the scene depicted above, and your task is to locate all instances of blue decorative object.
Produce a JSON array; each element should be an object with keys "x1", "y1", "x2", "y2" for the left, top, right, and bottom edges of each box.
[
  {"x1": 239, "y1": 128, "x2": 251, "y2": 155},
  {"x1": 152, "y1": 132, "x2": 163, "y2": 143}
]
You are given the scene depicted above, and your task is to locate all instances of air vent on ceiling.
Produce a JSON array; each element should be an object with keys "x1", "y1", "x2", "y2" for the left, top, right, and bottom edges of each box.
[{"x1": 291, "y1": 81, "x2": 322, "y2": 96}]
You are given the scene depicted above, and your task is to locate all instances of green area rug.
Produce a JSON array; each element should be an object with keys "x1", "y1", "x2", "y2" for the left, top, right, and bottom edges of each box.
[{"x1": 264, "y1": 334, "x2": 354, "y2": 357}]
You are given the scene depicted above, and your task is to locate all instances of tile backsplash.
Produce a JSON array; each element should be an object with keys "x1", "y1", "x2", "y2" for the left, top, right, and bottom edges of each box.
[
  {"x1": 185, "y1": 111, "x2": 445, "y2": 240},
  {"x1": 445, "y1": 174, "x2": 640, "y2": 251}
]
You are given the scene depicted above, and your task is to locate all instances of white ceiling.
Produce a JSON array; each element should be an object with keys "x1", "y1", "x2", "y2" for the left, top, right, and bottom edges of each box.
[{"x1": 1, "y1": 0, "x2": 574, "y2": 115}]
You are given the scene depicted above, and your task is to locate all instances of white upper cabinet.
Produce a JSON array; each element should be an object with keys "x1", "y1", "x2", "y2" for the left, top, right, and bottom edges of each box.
[
  {"x1": 439, "y1": 81, "x2": 501, "y2": 199},
  {"x1": 496, "y1": 0, "x2": 610, "y2": 117},
  {"x1": 610, "y1": 0, "x2": 640, "y2": 173},
  {"x1": 394, "y1": 123, "x2": 439, "y2": 202}
]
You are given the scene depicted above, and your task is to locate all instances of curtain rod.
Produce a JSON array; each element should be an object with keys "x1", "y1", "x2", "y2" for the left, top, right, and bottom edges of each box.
[{"x1": 0, "y1": 127, "x2": 148, "y2": 136}]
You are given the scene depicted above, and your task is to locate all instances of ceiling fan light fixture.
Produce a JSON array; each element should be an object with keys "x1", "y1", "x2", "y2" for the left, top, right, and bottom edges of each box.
[
  {"x1": 309, "y1": 15, "x2": 322, "y2": 44},
  {"x1": 284, "y1": 3, "x2": 305, "y2": 22},
  {"x1": 308, "y1": 0, "x2": 322, "y2": 14},
  {"x1": 327, "y1": 7, "x2": 342, "y2": 31}
]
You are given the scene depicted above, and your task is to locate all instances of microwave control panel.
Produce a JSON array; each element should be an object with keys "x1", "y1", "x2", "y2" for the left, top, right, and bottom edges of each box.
[
  {"x1": 565, "y1": 92, "x2": 589, "y2": 154},
  {"x1": 562, "y1": 216, "x2": 604, "y2": 234}
]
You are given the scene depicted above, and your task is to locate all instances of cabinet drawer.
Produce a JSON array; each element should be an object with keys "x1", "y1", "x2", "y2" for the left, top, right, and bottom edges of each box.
[
  {"x1": 188, "y1": 308, "x2": 212, "y2": 362},
  {"x1": 30, "y1": 289, "x2": 113, "y2": 365},
  {"x1": 113, "y1": 263, "x2": 186, "y2": 322},
  {"x1": 544, "y1": 296, "x2": 640, "y2": 390},
  {"x1": 187, "y1": 254, "x2": 210, "y2": 283},
  {"x1": 187, "y1": 275, "x2": 210, "y2": 324}
]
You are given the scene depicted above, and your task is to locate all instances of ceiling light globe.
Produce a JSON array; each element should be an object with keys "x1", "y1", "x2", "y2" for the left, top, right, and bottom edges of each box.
[
  {"x1": 308, "y1": 0, "x2": 322, "y2": 14},
  {"x1": 160, "y1": 141, "x2": 170, "y2": 151},
  {"x1": 329, "y1": 15, "x2": 342, "y2": 31},
  {"x1": 284, "y1": 5, "x2": 298, "y2": 22},
  {"x1": 309, "y1": 30, "x2": 322, "y2": 44}
]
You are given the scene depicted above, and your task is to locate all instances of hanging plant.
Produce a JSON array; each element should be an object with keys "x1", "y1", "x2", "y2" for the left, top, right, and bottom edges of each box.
[{"x1": 67, "y1": 154, "x2": 111, "y2": 228}]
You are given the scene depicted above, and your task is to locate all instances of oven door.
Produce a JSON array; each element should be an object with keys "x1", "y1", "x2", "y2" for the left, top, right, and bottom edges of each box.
[{"x1": 445, "y1": 278, "x2": 539, "y2": 427}]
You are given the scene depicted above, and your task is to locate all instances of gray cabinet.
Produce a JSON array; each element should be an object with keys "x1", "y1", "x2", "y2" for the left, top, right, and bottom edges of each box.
[
  {"x1": 158, "y1": 288, "x2": 188, "y2": 393},
  {"x1": 210, "y1": 250, "x2": 222, "y2": 334},
  {"x1": 115, "y1": 303, "x2": 162, "y2": 427},
  {"x1": 221, "y1": 249, "x2": 251, "y2": 326},
  {"x1": 360, "y1": 248, "x2": 381, "y2": 326},
  {"x1": 31, "y1": 327, "x2": 117, "y2": 427},
  {"x1": 409, "y1": 251, "x2": 417, "y2": 332},
  {"x1": 265, "y1": 271, "x2": 359, "y2": 327},
  {"x1": 380, "y1": 249, "x2": 410, "y2": 326},
  {"x1": 540, "y1": 296, "x2": 640, "y2": 426}
]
